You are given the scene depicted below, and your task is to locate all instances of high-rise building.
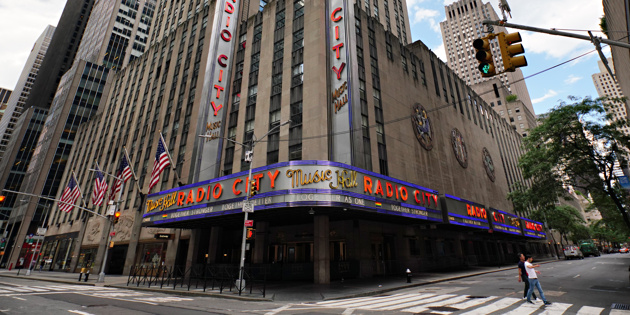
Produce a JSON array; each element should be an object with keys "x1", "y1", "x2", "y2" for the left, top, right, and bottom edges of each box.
[
  {"x1": 439, "y1": 0, "x2": 535, "y2": 134},
  {"x1": 1, "y1": 0, "x2": 156, "y2": 269},
  {"x1": 0, "y1": 26, "x2": 55, "y2": 161},
  {"x1": 602, "y1": 0, "x2": 630, "y2": 120},
  {"x1": 592, "y1": 58, "x2": 629, "y2": 135},
  {"x1": 0, "y1": 88, "x2": 10, "y2": 121},
  {"x1": 41, "y1": 0, "x2": 551, "y2": 282}
]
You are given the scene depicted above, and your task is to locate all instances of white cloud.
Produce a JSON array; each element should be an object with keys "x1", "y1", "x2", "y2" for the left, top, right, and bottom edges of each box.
[
  {"x1": 488, "y1": 0, "x2": 604, "y2": 60},
  {"x1": 408, "y1": 7, "x2": 442, "y2": 33},
  {"x1": 532, "y1": 90, "x2": 559, "y2": 104},
  {"x1": 433, "y1": 42, "x2": 447, "y2": 62},
  {"x1": 0, "y1": 1, "x2": 67, "y2": 89},
  {"x1": 564, "y1": 75, "x2": 582, "y2": 85}
]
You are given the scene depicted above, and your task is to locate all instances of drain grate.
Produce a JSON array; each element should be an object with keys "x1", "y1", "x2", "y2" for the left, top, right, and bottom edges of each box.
[
  {"x1": 612, "y1": 303, "x2": 630, "y2": 310},
  {"x1": 467, "y1": 296, "x2": 488, "y2": 299}
]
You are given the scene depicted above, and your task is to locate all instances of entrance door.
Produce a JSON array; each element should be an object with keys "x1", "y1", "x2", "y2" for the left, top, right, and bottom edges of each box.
[
  {"x1": 371, "y1": 242, "x2": 384, "y2": 275},
  {"x1": 107, "y1": 245, "x2": 128, "y2": 274}
]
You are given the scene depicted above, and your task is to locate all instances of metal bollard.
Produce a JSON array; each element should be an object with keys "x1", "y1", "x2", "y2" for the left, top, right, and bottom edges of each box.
[{"x1": 406, "y1": 268, "x2": 412, "y2": 283}]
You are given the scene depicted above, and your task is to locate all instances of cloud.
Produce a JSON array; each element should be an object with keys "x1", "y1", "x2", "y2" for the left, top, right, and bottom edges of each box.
[
  {"x1": 406, "y1": 5, "x2": 442, "y2": 33},
  {"x1": 532, "y1": 90, "x2": 559, "y2": 104},
  {"x1": 564, "y1": 75, "x2": 582, "y2": 85},
  {"x1": 0, "y1": 1, "x2": 66, "y2": 88},
  {"x1": 487, "y1": 0, "x2": 604, "y2": 60},
  {"x1": 432, "y1": 42, "x2": 447, "y2": 62}
]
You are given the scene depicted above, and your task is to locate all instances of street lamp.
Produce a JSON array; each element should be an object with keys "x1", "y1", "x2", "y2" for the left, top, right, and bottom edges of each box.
[
  {"x1": 87, "y1": 169, "x2": 123, "y2": 282},
  {"x1": 199, "y1": 119, "x2": 290, "y2": 292}
]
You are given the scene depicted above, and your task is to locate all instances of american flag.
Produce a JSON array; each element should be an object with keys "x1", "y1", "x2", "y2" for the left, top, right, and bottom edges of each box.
[
  {"x1": 91, "y1": 165, "x2": 108, "y2": 206},
  {"x1": 59, "y1": 175, "x2": 81, "y2": 213},
  {"x1": 109, "y1": 155, "x2": 133, "y2": 201},
  {"x1": 148, "y1": 137, "x2": 171, "y2": 193}
]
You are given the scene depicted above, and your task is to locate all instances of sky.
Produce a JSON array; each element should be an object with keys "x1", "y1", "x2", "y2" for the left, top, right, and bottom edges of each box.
[{"x1": 0, "y1": 0, "x2": 608, "y2": 116}]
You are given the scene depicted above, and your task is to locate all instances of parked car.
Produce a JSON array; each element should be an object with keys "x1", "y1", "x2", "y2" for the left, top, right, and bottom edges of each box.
[
  {"x1": 564, "y1": 245, "x2": 584, "y2": 259},
  {"x1": 620, "y1": 247, "x2": 629, "y2": 254},
  {"x1": 579, "y1": 242, "x2": 601, "y2": 257}
]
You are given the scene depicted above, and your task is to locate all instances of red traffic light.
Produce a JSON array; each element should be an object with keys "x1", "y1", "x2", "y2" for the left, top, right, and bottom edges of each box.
[
  {"x1": 0, "y1": 195, "x2": 5, "y2": 202},
  {"x1": 114, "y1": 211, "x2": 121, "y2": 218}
]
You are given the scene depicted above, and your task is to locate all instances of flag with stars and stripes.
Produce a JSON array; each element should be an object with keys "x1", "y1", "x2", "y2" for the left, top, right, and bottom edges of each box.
[
  {"x1": 59, "y1": 174, "x2": 81, "y2": 213},
  {"x1": 109, "y1": 154, "x2": 133, "y2": 201},
  {"x1": 148, "y1": 137, "x2": 171, "y2": 193},
  {"x1": 91, "y1": 165, "x2": 108, "y2": 206}
]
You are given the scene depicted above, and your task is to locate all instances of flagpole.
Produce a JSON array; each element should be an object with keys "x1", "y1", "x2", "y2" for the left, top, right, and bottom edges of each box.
[
  {"x1": 124, "y1": 147, "x2": 143, "y2": 196},
  {"x1": 159, "y1": 132, "x2": 185, "y2": 186},
  {"x1": 73, "y1": 171, "x2": 88, "y2": 209}
]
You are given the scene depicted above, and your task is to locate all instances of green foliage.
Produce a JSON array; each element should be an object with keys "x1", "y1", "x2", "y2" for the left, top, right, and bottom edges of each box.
[
  {"x1": 506, "y1": 94, "x2": 518, "y2": 102},
  {"x1": 600, "y1": 16, "x2": 608, "y2": 37},
  {"x1": 513, "y1": 96, "x2": 630, "y2": 231}
]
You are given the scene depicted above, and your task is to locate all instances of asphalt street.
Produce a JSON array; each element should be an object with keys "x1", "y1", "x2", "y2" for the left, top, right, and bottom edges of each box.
[{"x1": 0, "y1": 254, "x2": 628, "y2": 314}]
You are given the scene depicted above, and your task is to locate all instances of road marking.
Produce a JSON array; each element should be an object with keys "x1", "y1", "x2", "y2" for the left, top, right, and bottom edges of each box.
[
  {"x1": 458, "y1": 297, "x2": 520, "y2": 315},
  {"x1": 264, "y1": 304, "x2": 293, "y2": 315},
  {"x1": 610, "y1": 310, "x2": 630, "y2": 315},
  {"x1": 11, "y1": 296, "x2": 26, "y2": 301},
  {"x1": 397, "y1": 295, "x2": 470, "y2": 313},
  {"x1": 537, "y1": 302, "x2": 571, "y2": 314},
  {"x1": 317, "y1": 294, "x2": 407, "y2": 307},
  {"x1": 68, "y1": 311, "x2": 95, "y2": 315},
  {"x1": 359, "y1": 294, "x2": 442, "y2": 310},
  {"x1": 134, "y1": 297, "x2": 194, "y2": 303},
  {"x1": 501, "y1": 300, "x2": 542, "y2": 315},
  {"x1": 592, "y1": 267, "x2": 596, "y2": 269},
  {"x1": 576, "y1": 306, "x2": 604, "y2": 315},
  {"x1": 449, "y1": 296, "x2": 498, "y2": 310},
  {"x1": 0, "y1": 286, "x2": 31, "y2": 292},
  {"x1": 573, "y1": 274, "x2": 580, "y2": 278},
  {"x1": 341, "y1": 309, "x2": 354, "y2": 315},
  {"x1": 382, "y1": 294, "x2": 451, "y2": 310}
]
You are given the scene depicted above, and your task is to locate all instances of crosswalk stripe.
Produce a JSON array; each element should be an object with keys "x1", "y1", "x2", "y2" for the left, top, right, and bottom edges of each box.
[
  {"x1": 317, "y1": 294, "x2": 407, "y2": 307},
  {"x1": 0, "y1": 286, "x2": 31, "y2": 292},
  {"x1": 448, "y1": 296, "x2": 497, "y2": 310},
  {"x1": 373, "y1": 294, "x2": 442, "y2": 311},
  {"x1": 501, "y1": 300, "x2": 542, "y2": 315},
  {"x1": 353, "y1": 293, "x2": 440, "y2": 309},
  {"x1": 610, "y1": 310, "x2": 630, "y2": 315},
  {"x1": 0, "y1": 289, "x2": 14, "y2": 293},
  {"x1": 576, "y1": 306, "x2": 604, "y2": 315},
  {"x1": 397, "y1": 295, "x2": 470, "y2": 313},
  {"x1": 395, "y1": 294, "x2": 458, "y2": 312},
  {"x1": 538, "y1": 302, "x2": 572, "y2": 315},
  {"x1": 16, "y1": 286, "x2": 48, "y2": 292},
  {"x1": 333, "y1": 294, "x2": 418, "y2": 308},
  {"x1": 459, "y1": 297, "x2": 521, "y2": 315}
]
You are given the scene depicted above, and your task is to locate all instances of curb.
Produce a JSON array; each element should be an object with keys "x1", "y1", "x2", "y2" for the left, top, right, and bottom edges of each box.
[{"x1": 107, "y1": 284, "x2": 273, "y2": 302}]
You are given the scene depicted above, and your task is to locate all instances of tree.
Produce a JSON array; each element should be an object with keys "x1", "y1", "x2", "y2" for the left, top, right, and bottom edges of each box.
[
  {"x1": 513, "y1": 96, "x2": 630, "y2": 230},
  {"x1": 528, "y1": 205, "x2": 586, "y2": 248},
  {"x1": 506, "y1": 94, "x2": 518, "y2": 102}
]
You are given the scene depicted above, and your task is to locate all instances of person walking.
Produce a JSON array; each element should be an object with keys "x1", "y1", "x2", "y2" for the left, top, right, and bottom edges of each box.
[
  {"x1": 525, "y1": 255, "x2": 551, "y2": 305},
  {"x1": 517, "y1": 253, "x2": 536, "y2": 300}
]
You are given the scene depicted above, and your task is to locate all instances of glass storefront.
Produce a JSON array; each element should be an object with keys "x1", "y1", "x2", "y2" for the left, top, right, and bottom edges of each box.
[{"x1": 140, "y1": 243, "x2": 166, "y2": 267}]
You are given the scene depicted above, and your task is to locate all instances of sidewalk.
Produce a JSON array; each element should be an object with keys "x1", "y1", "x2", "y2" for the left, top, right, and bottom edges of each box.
[{"x1": 0, "y1": 260, "x2": 560, "y2": 302}]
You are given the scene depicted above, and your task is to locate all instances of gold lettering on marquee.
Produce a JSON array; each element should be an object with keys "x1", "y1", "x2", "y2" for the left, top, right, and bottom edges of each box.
[
  {"x1": 286, "y1": 169, "x2": 333, "y2": 188},
  {"x1": 203, "y1": 121, "x2": 222, "y2": 141},
  {"x1": 329, "y1": 169, "x2": 358, "y2": 189},
  {"x1": 332, "y1": 81, "x2": 348, "y2": 113},
  {"x1": 146, "y1": 192, "x2": 178, "y2": 212}
]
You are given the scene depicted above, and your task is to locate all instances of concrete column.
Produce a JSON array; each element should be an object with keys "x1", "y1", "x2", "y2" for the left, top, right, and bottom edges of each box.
[
  {"x1": 207, "y1": 226, "x2": 222, "y2": 263},
  {"x1": 253, "y1": 221, "x2": 268, "y2": 264},
  {"x1": 69, "y1": 213, "x2": 89, "y2": 272},
  {"x1": 313, "y1": 215, "x2": 330, "y2": 284},
  {"x1": 122, "y1": 201, "x2": 147, "y2": 275},
  {"x1": 186, "y1": 229, "x2": 201, "y2": 270},
  {"x1": 164, "y1": 229, "x2": 182, "y2": 266}
]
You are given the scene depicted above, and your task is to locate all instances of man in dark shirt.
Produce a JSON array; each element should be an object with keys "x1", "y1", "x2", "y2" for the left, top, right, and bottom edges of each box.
[{"x1": 517, "y1": 253, "x2": 536, "y2": 300}]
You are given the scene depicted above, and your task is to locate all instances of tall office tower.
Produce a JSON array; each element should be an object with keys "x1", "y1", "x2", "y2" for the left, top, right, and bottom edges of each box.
[
  {"x1": 0, "y1": 88, "x2": 10, "y2": 120},
  {"x1": 603, "y1": 0, "x2": 630, "y2": 119},
  {"x1": 0, "y1": 26, "x2": 55, "y2": 161},
  {"x1": 2, "y1": 0, "x2": 156, "y2": 270},
  {"x1": 41, "y1": 0, "x2": 550, "y2": 281},
  {"x1": 592, "y1": 58, "x2": 630, "y2": 135},
  {"x1": 439, "y1": 0, "x2": 535, "y2": 131}
]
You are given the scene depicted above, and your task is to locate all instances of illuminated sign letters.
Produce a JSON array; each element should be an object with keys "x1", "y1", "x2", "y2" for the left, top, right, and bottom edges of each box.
[
  {"x1": 489, "y1": 208, "x2": 523, "y2": 236},
  {"x1": 443, "y1": 194, "x2": 490, "y2": 230}
]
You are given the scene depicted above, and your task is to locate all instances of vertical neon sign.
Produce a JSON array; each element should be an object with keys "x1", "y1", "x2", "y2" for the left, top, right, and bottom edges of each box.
[{"x1": 195, "y1": 0, "x2": 240, "y2": 181}]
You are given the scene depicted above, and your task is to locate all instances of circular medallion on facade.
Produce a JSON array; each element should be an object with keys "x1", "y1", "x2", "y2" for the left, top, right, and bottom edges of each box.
[
  {"x1": 451, "y1": 128, "x2": 468, "y2": 168},
  {"x1": 411, "y1": 103, "x2": 433, "y2": 151},
  {"x1": 482, "y1": 147, "x2": 495, "y2": 182}
]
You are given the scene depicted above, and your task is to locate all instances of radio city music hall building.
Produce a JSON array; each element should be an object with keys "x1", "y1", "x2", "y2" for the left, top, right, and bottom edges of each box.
[{"x1": 44, "y1": 0, "x2": 551, "y2": 283}]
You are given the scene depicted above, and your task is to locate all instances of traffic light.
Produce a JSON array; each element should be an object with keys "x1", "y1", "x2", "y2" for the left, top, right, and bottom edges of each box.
[
  {"x1": 0, "y1": 195, "x2": 5, "y2": 203},
  {"x1": 246, "y1": 228, "x2": 255, "y2": 240},
  {"x1": 249, "y1": 180, "x2": 257, "y2": 197},
  {"x1": 497, "y1": 32, "x2": 527, "y2": 72},
  {"x1": 0, "y1": 238, "x2": 5, "y2": 249},
  {"x1": 473, "y1": 35, "x2": 496, "y2": 77},
  {"x1": 114, "y1": 211, "x2": 121, "y2": 224}
]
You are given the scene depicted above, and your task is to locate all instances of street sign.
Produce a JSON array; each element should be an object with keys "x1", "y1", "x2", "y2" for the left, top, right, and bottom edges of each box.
[
  {"x1": 107, "y1": 204, "x2": 116, "y2": 216},
  {"x1": 242, "y1": 201, "x2": 254, "y2": 213},
  {"x1": 36, "y1": 227, "x2": 47, "y2": 236},
  {"x1": 245, "y1": 220, "x2": 253, "y2": 227},
  {"x1": 109, "y1": 231, "x2": 116, "y2": 237}
]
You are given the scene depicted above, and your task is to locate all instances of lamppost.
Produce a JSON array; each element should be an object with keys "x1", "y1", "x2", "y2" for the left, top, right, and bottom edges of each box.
[
  {"x1": 87, "y1": 169, "x2": 123, "y2": 283},
  {"x1": 25, "y1": 203, "x2": 51, "y2": 276},
  {"x1": 199, "y1": 119, "x2": 290, "y2": 291}
]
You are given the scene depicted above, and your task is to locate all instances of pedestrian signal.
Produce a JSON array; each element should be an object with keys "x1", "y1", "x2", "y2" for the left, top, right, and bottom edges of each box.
[
  {"x1": 246, "y1": 228, "x2": 255, "y2": 240},
  {"x1": 114, "y1": 211, "x2": 121, "y2": 224}
]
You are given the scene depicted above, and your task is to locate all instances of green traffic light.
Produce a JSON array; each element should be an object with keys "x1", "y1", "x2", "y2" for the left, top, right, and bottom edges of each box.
[{"x1": 481, "y1": 64, "x2": 491, "y2": 74}]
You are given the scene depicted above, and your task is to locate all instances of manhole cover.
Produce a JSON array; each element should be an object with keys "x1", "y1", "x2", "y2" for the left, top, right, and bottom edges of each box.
[
  {"x1": 612, "y1": 303, "x2": 630, "y2": 310},
  {"x1": 428, "y1": 306, "x2": 459, "y2": 312},
  {"x1": 467, "y1": 296, "x2": 488, "y2": 299}
]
